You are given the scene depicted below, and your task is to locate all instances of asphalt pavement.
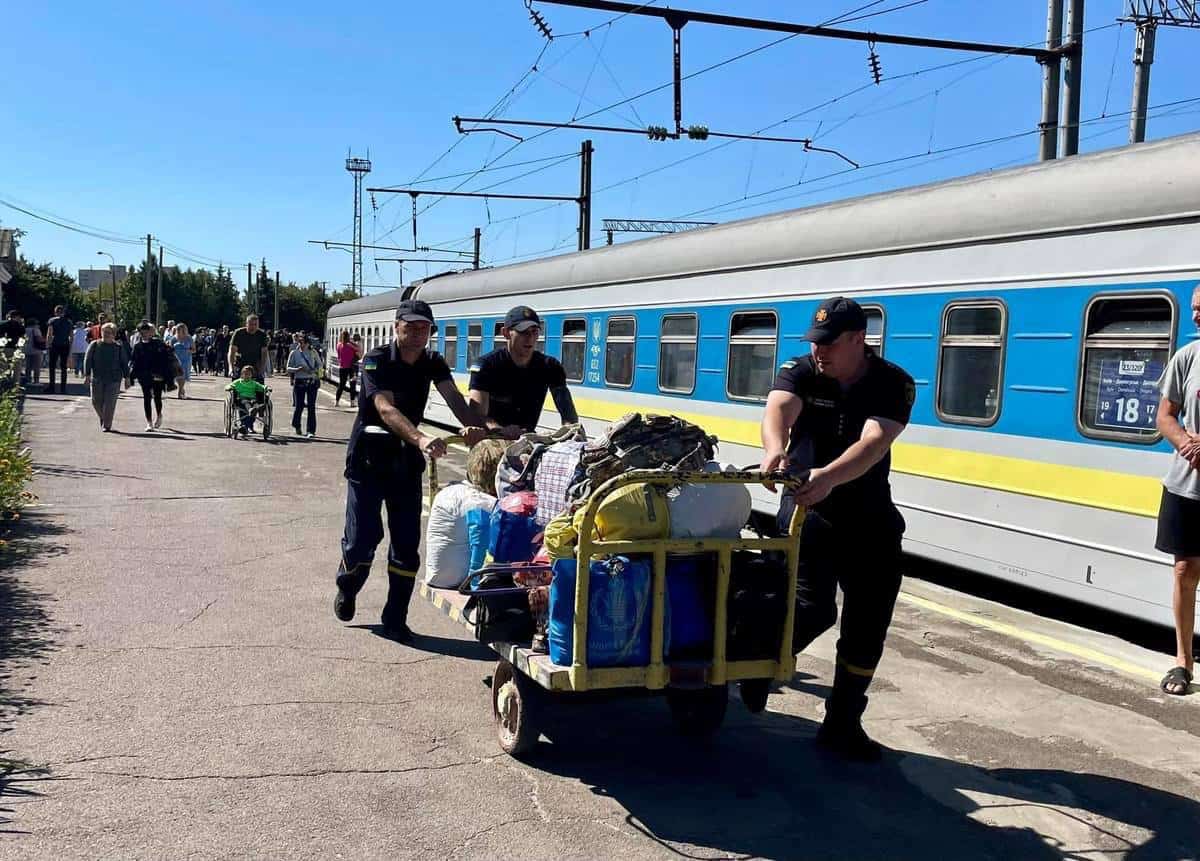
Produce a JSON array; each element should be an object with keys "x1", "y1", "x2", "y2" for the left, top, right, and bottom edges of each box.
[{"x1": 1, "y1": 371, "x2": 1198, "y2": 860}]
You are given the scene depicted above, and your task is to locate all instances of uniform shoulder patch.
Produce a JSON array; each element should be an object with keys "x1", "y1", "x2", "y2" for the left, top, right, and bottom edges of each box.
[
  {"x1": 779, "y1": 360, "x2": 798, "y2": 371},
  {"x1": 362, "y1": 356, "x2": 379, "y2": 371}
]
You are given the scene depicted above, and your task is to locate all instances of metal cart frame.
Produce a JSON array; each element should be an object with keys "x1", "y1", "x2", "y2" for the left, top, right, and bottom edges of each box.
[{"x1": 422, "y1": 454, "x2": 805, "y2": 757}]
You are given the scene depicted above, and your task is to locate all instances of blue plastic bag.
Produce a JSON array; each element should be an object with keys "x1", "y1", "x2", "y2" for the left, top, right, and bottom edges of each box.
[
  {"x1": 549, "y1": 556, "x2": 659, "y2": 667},
  {"x1": 488, "y1": 507, "x2": 540, "y2": 563},
  {"x1": 465, "y1": 508, "x2": 490, "y2": 572},
  {"x1": 666, "y1": 557, "x2": 712, "y2": 658}
]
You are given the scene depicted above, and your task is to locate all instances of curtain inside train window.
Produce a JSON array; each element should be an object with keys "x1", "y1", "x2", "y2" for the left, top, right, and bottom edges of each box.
[
  {"x1": 864, "y1": 306, "x2": 885, "y2": 356},
  {"x1": 605, "y1": 317, "x2": 636, "y2": 388},
  {"x1": 442, "y1": 323, "x2": 458, "y2": 370},
  {"x1": 727, "y1": 311, "x2": 777, "y2": 401},
  {"x1": 561, "y1": 319, "x2": 586, "y2": 383},
  {"x1": 937, "y1": 302, "x2": 1006, "y2": 425},
  {"x1": 493, "y1": 321, "x2": 505, "y2": 352},
  {"x1": 467, "y1": 323, "x2": 482, "y2": 369},
  {"x1": 1078, "y1": 294, "x2": 1174, "y2": 442},
  {"x1": 659, "y1": 314, "x2": 698, "y2": 394}
]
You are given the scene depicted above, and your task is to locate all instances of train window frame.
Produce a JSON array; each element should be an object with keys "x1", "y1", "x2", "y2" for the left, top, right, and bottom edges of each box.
[
  {"x1": 726, "y1": 309, "x2": 779, "y2": 403},
  {"x1": 605, "y1": 315, "x2": 637, "y2": 389},
  {"x1": 658, "y1": 313, "x2": 698, "y2": 395},
  {"x1": 561, "y1": 318, "x2": 586, "y2": 383},
  {"x1": 863, "y1": 304, "x2": 885, "y2": 356},
  {"x1": 442, "y1": 323, "x2": 458, "y2": 369},
  {"x1": 467, "y1": 322, "x2": 483, "y2": 369},
  {"x1": 935, "y1": 299, "x2": 1007, "y2": 427},
  {"x1": 1075, "y1": 290, "x2": 1176, "y2": 444},
  {"x1": 493, "y1": 321, "x2": 505, "y2": 351}
]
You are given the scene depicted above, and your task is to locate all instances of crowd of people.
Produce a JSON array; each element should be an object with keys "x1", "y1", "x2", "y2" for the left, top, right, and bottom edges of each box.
[{"x1": 0, "y1": 307, "x2": 336, "y2": 437}]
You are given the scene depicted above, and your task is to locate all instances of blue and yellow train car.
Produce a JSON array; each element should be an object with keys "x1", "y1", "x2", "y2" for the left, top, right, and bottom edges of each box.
[{"x1": 328, "y1": 132, "x2": 1200, "y2": 627}]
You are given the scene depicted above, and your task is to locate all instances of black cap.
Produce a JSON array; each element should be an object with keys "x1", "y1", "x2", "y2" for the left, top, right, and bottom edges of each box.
[
  {"x1": 395, "y1": 299, "x2": 435, "y2": 324},
  {"x1": 503, "y1": 305, "x2": 541, "y2": 333},
  {"x1": 802, "y1": 296, "x2": 867, "y2": 345}
]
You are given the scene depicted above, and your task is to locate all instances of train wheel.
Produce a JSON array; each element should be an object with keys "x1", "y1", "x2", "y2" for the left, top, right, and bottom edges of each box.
[
  {"x1": 739, "y1": 679, "x2": 771, "y2": 714},
  {"x1": 492, "y1": 659, "x2": 542, "y2": 758},
  {"x1": 667, "y1": 684, "x2": 729, "y2": 737}
]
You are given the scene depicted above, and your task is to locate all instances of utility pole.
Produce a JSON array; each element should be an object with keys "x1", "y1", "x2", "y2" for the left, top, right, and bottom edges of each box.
[
  {"x1": 144, "y1": 234, "x2": 153, "y2": 321},
  {"x1": 1061, "y1": 0, "x2": 1085, "y2": 156},
  {"x1": 1129, "y1": 20, "x2": 1156, "y2": 142},
  {"x1": 1039, "y1": 0, "x2": 1064, "y2": 160},
  {"x1": 473, "y1": 227, "x2": 481, "y2": 270},
  {"x1": 246, "y1": 263, "x2": 253, "y2": 316},
  {"x1": 156, "y1": 246, "x2": 164, "y2": 326},
  {"x1": 274, "y1": 270, "x2": 280, "y2": 330},
  {"x1": 577, "y1": 140, "x2": 593, "y2": 251},
  {"x1": 1120, "y1": 1, "x2": 1200, "y2": 143},
  {"x1": 345, "y1": 153, "x2": 372, "y2": 297}
]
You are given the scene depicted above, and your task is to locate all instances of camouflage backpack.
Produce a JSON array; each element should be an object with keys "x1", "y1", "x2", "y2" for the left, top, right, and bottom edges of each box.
[{"x1": 568, "y1": 412, "x2": 717, "y2": 500}]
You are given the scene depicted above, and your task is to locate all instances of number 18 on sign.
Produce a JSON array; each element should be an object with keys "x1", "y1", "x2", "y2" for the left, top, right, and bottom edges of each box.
[{"x1": 1095, "y1": 359, "x2": 1163, "y2": 431}]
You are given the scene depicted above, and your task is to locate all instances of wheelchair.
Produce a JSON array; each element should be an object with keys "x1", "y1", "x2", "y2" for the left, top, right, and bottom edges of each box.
[{"x1": 223, "y1": 387, "x2": 273, "y2": 440}]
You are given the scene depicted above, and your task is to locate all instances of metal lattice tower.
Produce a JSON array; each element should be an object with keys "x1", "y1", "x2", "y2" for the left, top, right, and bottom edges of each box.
[
  {"x1": 345, "y1": 154, "x2": 372, "y2": 296},
  {"x1": 1121, "y1": 2, "x2": 1200, "y2": 143},
  {"x1": 601, "y1": 218, "x2": 716, "y2": 245}
]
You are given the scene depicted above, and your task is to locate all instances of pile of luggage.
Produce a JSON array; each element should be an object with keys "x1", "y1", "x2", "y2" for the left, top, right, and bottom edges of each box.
[{"x1": 425, "y1": 412, "x2": 788, "y2": 667}]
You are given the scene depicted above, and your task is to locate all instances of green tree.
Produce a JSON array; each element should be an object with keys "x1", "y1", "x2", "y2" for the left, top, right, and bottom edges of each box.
[{"x1": 2, "y1": 257, "x2": 100, "y2": 325}]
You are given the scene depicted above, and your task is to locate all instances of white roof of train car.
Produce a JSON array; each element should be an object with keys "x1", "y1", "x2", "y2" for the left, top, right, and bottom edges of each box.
[{"x1": 327, "y1": 132, "x2": 1200, "y2": 320}]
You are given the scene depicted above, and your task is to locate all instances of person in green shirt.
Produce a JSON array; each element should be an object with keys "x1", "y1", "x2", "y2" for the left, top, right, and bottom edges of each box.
[{"x1": 225, "y1": 365, "x2": 269, "y2": 436}]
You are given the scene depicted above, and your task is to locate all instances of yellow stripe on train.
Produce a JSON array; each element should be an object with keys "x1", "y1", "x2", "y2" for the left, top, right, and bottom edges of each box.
[{"x1": 450, "y1": 381, "x2": 1162, "y2": 519}]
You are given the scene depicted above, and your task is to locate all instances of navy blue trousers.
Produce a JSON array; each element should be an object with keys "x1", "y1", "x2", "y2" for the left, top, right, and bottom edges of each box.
[
  {"x1": 292, "y1": 379, "x2": 318, "y2": 434},
  {"x1": 340, "y1": 470, "x2": 423, "y2": 583}
]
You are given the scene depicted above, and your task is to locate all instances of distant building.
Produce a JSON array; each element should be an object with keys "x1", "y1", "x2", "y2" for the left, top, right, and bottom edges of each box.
[{"x1": 79, "y1": 266, "x2": 127, "y2": 293}]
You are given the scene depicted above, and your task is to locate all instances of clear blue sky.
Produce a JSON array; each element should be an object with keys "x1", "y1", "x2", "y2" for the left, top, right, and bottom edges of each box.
[{"x1": 4, "y1": 0, "x2": 1198, "y2": 294}]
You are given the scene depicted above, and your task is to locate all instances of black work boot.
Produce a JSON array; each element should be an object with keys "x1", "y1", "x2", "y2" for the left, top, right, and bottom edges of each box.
[
  {"x1": 380, "y1": 571, "x2": 416, "y2": 642},
  {"x1": 334, "y1": 563, "x2": 368, "y2": 622},
  {"x1": 817, "y1": 662, "x2": 883, "y2": 762}
]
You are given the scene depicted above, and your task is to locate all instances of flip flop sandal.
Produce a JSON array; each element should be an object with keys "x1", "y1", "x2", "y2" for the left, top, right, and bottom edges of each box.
[{"x1": 1160, "y1": 666, "x2": 1193, "y2": 695}]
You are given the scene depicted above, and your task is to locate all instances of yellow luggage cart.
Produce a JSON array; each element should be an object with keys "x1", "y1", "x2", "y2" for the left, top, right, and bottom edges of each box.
[{"x1": 421, "y1": 456, "x2": 806, "y2": 758}]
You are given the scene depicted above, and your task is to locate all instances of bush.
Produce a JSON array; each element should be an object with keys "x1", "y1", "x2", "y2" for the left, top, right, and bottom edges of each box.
[{"x1": 0, "y1": 351, "x2": 34, "y2": 531}]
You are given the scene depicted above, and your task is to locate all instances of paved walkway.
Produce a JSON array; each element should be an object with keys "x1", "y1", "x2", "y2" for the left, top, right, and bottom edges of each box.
[{"x1": 2, "y1": 372, "x2": 1198, "y2": 859}]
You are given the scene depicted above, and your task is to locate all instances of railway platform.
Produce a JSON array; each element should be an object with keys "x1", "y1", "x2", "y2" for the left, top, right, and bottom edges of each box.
[{"x1": 1, "y1": 373, "x2": 1197, "y2": 859}]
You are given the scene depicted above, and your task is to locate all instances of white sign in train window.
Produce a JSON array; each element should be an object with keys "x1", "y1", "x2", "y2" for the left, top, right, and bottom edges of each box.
[{"x1": 1094, "y1": 359, "x2": 1163, "y2": 430}]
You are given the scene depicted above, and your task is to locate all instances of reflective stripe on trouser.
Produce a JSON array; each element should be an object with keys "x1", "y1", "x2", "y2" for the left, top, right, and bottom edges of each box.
[
  {"x1": 780, "y1": 494, "x2": 904, "y2": 725},
  {"x1": 339, "y1": 471, "x2": 423, "y2": 589}
]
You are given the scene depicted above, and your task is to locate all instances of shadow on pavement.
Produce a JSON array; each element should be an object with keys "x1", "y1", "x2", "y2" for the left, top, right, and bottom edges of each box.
[
  {"x1": 516, "y1": 693, "x2": 1200, "y2": 860},
  {"x1": 32, "y1": 463, "x2": 148, "y2": 482},
  {"x1": 349, "y1": 624, "x2": 495, "y2": 661},
  {"x1": 0, "y1": 511, "x2": 64, "y2": 834}
]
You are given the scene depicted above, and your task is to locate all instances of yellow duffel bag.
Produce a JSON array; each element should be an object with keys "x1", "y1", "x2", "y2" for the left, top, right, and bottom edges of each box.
[
  {"x1": 543, "y1": 509, "x2": 579, "y2": 560},
  {"x1": 575, "y1": 482, "x2": 671, "y2": 542}
]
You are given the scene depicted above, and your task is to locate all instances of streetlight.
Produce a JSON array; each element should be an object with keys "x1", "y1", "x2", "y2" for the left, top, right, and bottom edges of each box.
[{"x1": 96, "y1": 251, "x2": 117, "y2": 316}]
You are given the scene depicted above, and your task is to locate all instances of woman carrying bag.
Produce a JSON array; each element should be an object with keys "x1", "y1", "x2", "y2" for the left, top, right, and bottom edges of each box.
[{"x1": 286, "y1": 333, "x2": 321, "y2": 438}]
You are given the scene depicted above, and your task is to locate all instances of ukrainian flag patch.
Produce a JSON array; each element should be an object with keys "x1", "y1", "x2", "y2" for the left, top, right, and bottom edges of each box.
[{"x1": 363, "y1": 357, "x2": 378, "y2": 371}]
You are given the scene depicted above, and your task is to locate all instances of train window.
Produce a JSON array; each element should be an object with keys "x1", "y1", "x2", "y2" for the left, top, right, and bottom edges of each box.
[
  {"x1": 1078, "y1": 294, "x2": 1174, "y2": 442},
  {"x1": 864, "y1": 305, "x2": 885, "y2": 355},
  {"x1": 443, "y1": 323, "x2": 458, "y2": 369},
  {"x1": 467, "y1": 323, "x2": 482, "y2": 369},
  {"x1": 936, "y1": 301, "x2": 1006, "y2": 425},
  {"x1": 493, "y1": 322, "x2": 505, "y2": 351},
  {"x1": 727, "y1": 311, "x2": 777, "y2": 401},
  {"x1": 561, "y1": 319, "x2": 586, "y2": 383},
  {"x1": 605, "y1": 317, "x2": 636, "y2": 388},
  {"x1": 659, "y1": 314, "x2": 698, "y2": 394}
]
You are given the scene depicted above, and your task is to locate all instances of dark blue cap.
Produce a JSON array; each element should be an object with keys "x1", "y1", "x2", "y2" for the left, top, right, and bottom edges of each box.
[
  {"x1": 395, "y1": 299, "x2": 435, "y2": 324},
  {"x1": 503, "y1": 305, "x2": 541, "y2": 332},
  {"x1": 802, "y1": 296, "x2": 867, "y2": 345}
]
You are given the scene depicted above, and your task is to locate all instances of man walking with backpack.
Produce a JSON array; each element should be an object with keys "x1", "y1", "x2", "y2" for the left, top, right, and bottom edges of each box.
[{"x1": 46, "y1": 305, "x2": 74, "y2": 394}]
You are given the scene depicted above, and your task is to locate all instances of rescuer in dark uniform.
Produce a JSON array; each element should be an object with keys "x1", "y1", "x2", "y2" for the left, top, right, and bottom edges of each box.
[
  {"x1": 334, "y1": 299, "x2": 486, "y2": 642},
  {"x1": 760, "y1": 296, "x2": 916, "y2": 762},
  {"x1": 468, "y1": 305, "x2": 579, "y2": 438}
]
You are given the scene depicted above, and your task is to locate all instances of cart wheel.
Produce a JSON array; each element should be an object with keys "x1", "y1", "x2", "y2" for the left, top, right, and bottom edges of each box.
[
  {"x1": 223, "y1": 397, "x2": 233, "y2": 437},
  {"x1": 739, "y1": 679, "x2": 771, "y2": 714},
  {"x1": 667, "y1": 684, "x2": 729, "y2": 737},
  {"x1": 262, "y1": 400, "x2": 272, "y2": 440},
  {"x1": 492, "y1": 659, "x2": 542, "y2": 758}
]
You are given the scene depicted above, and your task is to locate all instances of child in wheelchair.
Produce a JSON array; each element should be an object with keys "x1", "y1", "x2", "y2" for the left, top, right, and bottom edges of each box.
[{"x1": 225, "y1": 365, "x2": 269, "y2": 437}]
